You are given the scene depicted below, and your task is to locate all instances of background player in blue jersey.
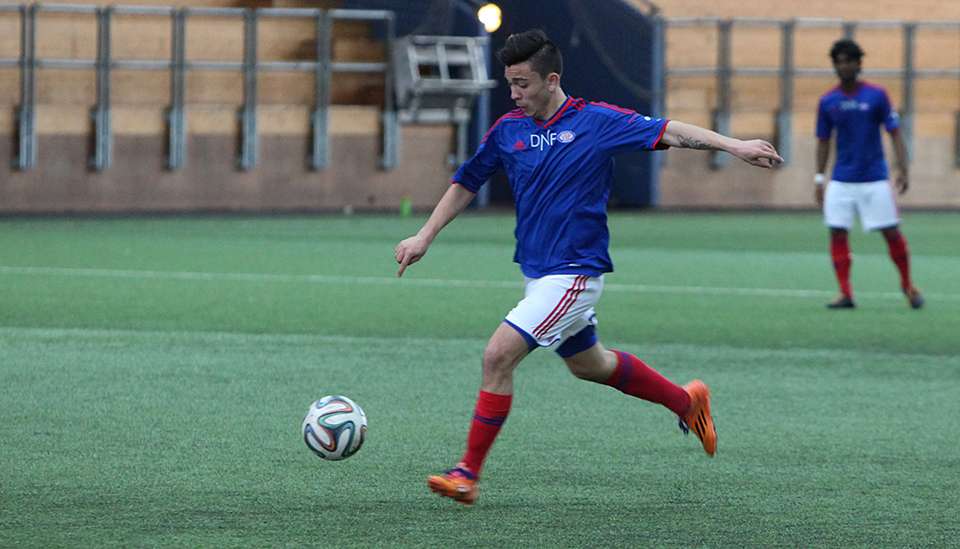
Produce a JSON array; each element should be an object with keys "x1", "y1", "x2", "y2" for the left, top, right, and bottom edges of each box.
[
  {"x1": 815, "y1": 39, "x2": 924, "y2": 309},
  {"x1": 394, "y1": 29, "x2": 783, "y2": 505}
]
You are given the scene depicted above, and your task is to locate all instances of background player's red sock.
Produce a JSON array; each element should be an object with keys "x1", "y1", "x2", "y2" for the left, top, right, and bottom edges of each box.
[
  {"x1": 883, "y1": 229, "x2": 913, "y2": 290},
  {"x1": 605, "y1": 350, "x2": 690, "y2": 416},
  {"x1": 830, "y1": 231, "x2": 853, "y2": 297},
  {"x1": 460, "y1": 390, "x2": 512, "y2": 476}
]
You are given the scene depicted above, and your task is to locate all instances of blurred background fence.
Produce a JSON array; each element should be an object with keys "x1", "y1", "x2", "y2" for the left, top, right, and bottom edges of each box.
[{"x1": 0, "y1": 0, "x2": 957, "y2": 213}]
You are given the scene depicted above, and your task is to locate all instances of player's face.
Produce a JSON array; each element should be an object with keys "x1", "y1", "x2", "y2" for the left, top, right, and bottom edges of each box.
[
  {"x1": 832, "y1": 53, "x2": 861, "y2": 83},
  {"x1": 505, "y1": 62, "x2": 553, "y2": 118}
]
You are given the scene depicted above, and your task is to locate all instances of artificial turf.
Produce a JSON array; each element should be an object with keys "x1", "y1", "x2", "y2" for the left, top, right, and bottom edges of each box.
[{"x1": 2, "y1": 212, "x2": 958, "y2": 547}]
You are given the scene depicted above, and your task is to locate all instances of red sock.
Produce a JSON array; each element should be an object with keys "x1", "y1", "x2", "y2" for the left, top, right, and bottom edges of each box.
[
  {"x1": 883, "y1": 229, "x2": 913, "y2": 290},
  {"x1": 830, "y1": 231, "x2": 853, "y2": 297},
  {"x1": 460, "y1": 390, "x2": 512, "y2": 477},
  {"x1": 604, "y1": 350, "x2": 690, "y2": 417}
]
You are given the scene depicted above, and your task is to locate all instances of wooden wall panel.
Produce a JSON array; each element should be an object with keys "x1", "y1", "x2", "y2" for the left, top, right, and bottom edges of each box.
[
  {"x1": 647, "y1": 0, "x2": 960, "y2": 19},
  {"x1": 0, "y1": 124, "x2": 453, "y2": 213}
]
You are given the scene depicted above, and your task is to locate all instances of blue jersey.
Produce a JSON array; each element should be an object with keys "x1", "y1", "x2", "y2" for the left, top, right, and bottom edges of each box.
[
  {"x1": 816, "y1": 82, "x2": 900, "y2": 183},
  {"x1": 453, "y1": 97, "x2": 668, "y2": 278}
]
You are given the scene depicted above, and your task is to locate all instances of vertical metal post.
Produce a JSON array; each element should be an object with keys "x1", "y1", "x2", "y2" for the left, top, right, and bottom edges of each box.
[
  {"x1": 15, "y1": 4, "x2": 37, "y2": 170},
  {"x1": 711, "y1": 19, "x2": 732, "y2": 169},
  {"x1": 954, "y1": 111, "x2": 960, "y2": 168},
  {"x1": 453, "y1": 117, "x2": 467, "y2": 165},
  {"x1": 775, "y1": 19, "x2": 795, "y2": 165},
  {"x1": 380, "y1": 12, "x2": 398, "y2": 170},
  {"x1": 239, "y1": 8, "x2": 257, "y2": 170},
  {"x1": 842, "y1": 22, "x2": 856, "y2": 40},
  {"x1": 167, "y1": 8, "x2": 186, "y2": 170},
  {"x1": 651, "y1": 16, "x2": 667, "y2": 120},
  {"x1": 91, "y1": 6, "x2": 112, "y2": 171},
  {"x1": 311, "y1": 10, "x2": 331, "y2": 170},
  {"x1": 472, "y1": 25, "x2": 491, "y2": 208},
  {"x1": 649, "y1": 15, "x2": 667, "y2": 205},
  {"x1": 901, "y1": 22, "x2": 915, "y2": 159},
  {"x1": 436, "y1": 42, "x2": 449, "y2": 81}
]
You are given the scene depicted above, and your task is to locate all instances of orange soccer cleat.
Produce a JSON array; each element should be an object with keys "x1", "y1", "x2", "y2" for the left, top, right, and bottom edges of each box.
[
  {"x1": 679, "y1": 380, "x2": 717, "y2": 457},
  {"x1": 427, "y1": 464, "x2": 479, "y2": 505}
]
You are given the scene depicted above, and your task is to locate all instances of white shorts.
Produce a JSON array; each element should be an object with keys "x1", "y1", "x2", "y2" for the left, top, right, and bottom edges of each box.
[
  {"x1": 504, "y1": 274, "x2": 602, "y2": 355},
  {"x1": 823, "y1": 180, "x2": 900, "y2": 232}
]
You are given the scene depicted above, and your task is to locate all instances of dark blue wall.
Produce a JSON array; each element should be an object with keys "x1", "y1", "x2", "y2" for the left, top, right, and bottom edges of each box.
[{"x1": 343, "y1": 0, "x2": 661, "y2": 207}]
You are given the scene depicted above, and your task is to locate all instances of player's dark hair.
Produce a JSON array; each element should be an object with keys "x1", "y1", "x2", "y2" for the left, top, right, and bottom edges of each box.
[
  {"x1": 496, "y1": 29, "x2": 563, "y2": 78},
  {"x1": 830, "y1": 39, "x2": 865, "y2": 62}
]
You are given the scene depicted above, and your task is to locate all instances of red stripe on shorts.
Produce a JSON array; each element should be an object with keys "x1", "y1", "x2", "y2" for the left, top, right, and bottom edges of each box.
[{"x1": 533, "y1": 275, "x2": 588, "y2": 339}]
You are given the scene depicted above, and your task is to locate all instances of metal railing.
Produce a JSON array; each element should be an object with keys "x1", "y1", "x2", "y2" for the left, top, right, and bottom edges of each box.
[
  {"x1": 1, "y1": 3, "x2": 397, "y2": 172},
  {"x1": 660, "y1": 17, "x2": 960, "y2": 167}
]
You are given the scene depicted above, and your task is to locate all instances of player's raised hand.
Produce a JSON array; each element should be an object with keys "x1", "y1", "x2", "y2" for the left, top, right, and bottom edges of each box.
[
  {"x1": 733, "y1": 139, "x2": 784, "y2": 169},
  {"x1": 394, "y1": 234, "x2": 429, "y2": 277}
]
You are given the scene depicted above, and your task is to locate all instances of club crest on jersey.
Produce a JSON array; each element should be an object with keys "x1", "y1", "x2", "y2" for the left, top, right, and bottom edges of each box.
[{"x1": 529, "y1": 129, "x2": 576, "y2": 151}]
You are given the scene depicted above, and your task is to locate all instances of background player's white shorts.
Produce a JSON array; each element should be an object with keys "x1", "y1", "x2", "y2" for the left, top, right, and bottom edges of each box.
[
  {"x1": 504, "y1": 274, "x2": 602, "y2": 351},
  {"x1": 823, "y1": 179, "x2": 900, "y2": 231}
]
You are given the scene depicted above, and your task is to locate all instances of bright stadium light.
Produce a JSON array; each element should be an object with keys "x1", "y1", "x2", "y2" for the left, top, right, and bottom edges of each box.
[{"x1": 477, "y1": 3, "x2": 502, "y2": 33}]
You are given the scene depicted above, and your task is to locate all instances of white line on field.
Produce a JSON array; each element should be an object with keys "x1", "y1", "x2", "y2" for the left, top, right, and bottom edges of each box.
[
  {"x1": 0, "y1": 326, "x2": 953, "y2": 363},
  {"x1": 0, "y1": 325, "x2": 483, "y2": 348},
  {"x1": 0, "y1": 265, "x2": 956, "y2": 301}
]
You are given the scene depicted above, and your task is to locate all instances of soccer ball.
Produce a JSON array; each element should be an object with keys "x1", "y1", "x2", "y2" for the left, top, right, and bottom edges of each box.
[{"x1": 302, "y1": 395, "x2": 367, "y2": 460}]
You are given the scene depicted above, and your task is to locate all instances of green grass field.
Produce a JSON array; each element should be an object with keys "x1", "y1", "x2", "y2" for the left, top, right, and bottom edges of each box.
[{"x1": 2, "y1": 212, "x2": 958, "y2": 547}]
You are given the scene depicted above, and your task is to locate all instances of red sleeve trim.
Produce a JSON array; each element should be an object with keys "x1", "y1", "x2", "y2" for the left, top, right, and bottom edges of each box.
[
  {"x1": 589, "y1": 101, "x2": 637, "y2": 115},
  {"x1": 481, "y1": 110, "x2": 525, "y2": 143},
  {"x1": 652, "y1": 119, "x2": 670, "y2": 150}
]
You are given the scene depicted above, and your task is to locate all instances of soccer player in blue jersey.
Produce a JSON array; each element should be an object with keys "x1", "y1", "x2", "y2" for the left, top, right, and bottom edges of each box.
[
  {"x1": 394, "y1": 29, "x2": 782, "y2": 505},
  {"x1": 815, "y1": 39, "x2": 923, "y2": 309}
]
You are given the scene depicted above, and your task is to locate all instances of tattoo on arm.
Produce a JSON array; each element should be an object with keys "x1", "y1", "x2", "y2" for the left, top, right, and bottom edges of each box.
[{"x1": 676, "y1": 134, "x2": 714, "y2": 150}]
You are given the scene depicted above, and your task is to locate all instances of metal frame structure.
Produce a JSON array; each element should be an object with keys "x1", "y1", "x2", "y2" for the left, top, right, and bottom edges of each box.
[
  {"x1": 393, "y1": 34, "x2": 496, "y2": 168},
  {"x1": 2, "y1": 3, "x2": 397, "y2": 172},
  {"x1": 662, "y1": 17, "x2": 960, "y2": 167}
]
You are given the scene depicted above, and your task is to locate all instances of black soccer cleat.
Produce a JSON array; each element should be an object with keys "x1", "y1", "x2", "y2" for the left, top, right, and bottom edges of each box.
[
  {"x1": 826, "y1": 295, "x2": 856, "y2": 309},
  {"x1": 904, "y1": 287, "x2": 925, "y2": 310}
]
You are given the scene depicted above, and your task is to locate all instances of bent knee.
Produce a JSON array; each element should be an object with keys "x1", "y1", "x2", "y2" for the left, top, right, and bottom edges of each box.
[{"x1": 482, "y1": 343, "x2": 521, "y2": 374}]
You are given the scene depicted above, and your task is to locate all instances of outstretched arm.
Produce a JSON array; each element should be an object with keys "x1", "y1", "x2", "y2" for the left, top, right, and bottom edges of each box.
[
  {"x1": 394, "y1": 183, "x2": 476, "y2": 277},
  {"x1": 660, "y1": 121, "x2": 783, "y2": 168},
  {"x1": 890, "y1": 129, "x2": 910, "y2": 194}
]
